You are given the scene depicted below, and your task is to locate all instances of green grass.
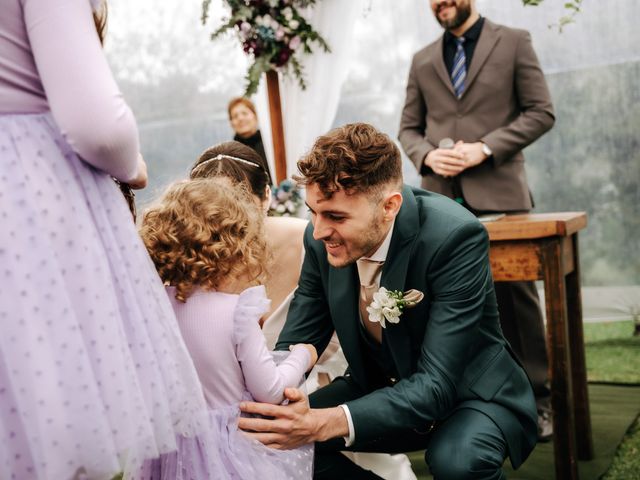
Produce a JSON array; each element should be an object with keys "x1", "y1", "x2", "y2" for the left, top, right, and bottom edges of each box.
[
  {"x1": 583, "y1": 320, "x2": 640, "y2": 479},
  {"x1": 584, "y1": 320, "x2": 640, "y2": 383},
  {"x1": 602, "y1": 413, "x2": 640, "y2": 480}
]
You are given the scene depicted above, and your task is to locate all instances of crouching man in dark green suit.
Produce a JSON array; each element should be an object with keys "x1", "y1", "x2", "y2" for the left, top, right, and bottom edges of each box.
[{"x1": 239, "y1": 123, "x2": 537, "y2": 479}]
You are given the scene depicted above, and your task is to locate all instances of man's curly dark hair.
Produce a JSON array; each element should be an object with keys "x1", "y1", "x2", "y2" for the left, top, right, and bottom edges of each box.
[{"x1": 295, "y1": 123, "x2": 403, "y2": 199}]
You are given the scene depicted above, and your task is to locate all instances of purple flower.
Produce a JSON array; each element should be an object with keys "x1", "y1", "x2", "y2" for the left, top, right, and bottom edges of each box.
[
  {"x1": 289, "y1": 35, "x2": 302, "y2": 50},
  {"x1": 274, "y1": 46, "x2": 292, "y2": 66},
  {"x1": 243, "y1": 39, "x2": 262, "y2": 56}
]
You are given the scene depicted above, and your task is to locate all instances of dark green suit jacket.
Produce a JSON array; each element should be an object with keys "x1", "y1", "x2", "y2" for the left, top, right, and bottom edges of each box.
[{"x1": 276, "y1": 186, "x2": 537, "y2": 467}]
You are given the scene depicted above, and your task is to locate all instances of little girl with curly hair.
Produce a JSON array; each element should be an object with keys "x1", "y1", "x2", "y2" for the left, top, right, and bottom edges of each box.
[{"x1": 140, "y1": 178, "x2": 317, "y2": 479}]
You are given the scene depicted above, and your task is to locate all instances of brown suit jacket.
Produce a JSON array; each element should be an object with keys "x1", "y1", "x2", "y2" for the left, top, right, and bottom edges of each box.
[{"x1": 399, "y1": 19, "x2": 555, "y2": 212}]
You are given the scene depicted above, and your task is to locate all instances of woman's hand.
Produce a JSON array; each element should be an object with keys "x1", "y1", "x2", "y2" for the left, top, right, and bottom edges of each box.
[{"x1": 128, "y1": 153, "x2": 148, "y2": 190}]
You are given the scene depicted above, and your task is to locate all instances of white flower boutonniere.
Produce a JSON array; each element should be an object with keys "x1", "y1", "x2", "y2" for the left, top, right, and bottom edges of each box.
[{"x1": 366, "y1": 287, "x2": 424, "y2": 328}]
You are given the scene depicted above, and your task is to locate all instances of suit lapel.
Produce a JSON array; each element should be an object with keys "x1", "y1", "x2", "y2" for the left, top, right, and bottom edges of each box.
[
  {"x1": 379, "y1": 186, "x2": 420, "y2": 378},
  {"x1": 431, "y1": 36, "x2": 456, "y2": 97},
  {"x1": 463, "y1": 19, "x2": 500, "y2": 95}
]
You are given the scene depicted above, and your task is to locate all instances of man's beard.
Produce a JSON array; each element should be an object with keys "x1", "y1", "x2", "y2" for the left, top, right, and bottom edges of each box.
[
  {"x1": 435, "y1": 1, "x2": 472, "y2": 30},
  {"x1": 327, "y1": 213, "x2": 386, "y2": 269}
]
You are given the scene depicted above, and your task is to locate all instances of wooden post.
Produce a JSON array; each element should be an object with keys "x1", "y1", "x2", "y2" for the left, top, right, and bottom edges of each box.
[
  {"x1": 566, "y1": 235, "x2": 594, "y2": 461},
  {"x1": 541, "y1": 239, "x2": 579, "y2": 480},
  {"x1": 266, "y1": 70, "x2": 287, "y2": 184}
]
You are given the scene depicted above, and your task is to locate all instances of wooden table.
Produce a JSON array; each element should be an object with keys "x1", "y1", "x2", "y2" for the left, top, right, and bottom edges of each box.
[{"x1": 484, "y1": 212, "x2": 591, "y2": 480}]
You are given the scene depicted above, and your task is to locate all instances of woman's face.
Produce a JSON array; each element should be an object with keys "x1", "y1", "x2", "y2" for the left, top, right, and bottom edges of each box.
[{"x1": 230, "y1": 104, "x2": 259, "y2": 138}]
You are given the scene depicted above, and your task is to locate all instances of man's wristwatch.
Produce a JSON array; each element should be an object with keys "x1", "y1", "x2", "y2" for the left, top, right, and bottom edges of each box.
[{"x1": 481, "y1": 143, "x2": 493, "y2": 158}]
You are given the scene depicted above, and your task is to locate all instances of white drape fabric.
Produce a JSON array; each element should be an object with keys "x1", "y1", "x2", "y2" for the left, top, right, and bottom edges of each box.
[{"x1": 256, "y1": 0, "x2": 364, "y2": 180}]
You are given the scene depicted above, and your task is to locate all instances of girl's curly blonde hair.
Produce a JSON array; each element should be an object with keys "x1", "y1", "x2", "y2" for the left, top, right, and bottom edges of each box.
[{"x1": 139, "y1": 178, "x2": 268, "y2": 303}]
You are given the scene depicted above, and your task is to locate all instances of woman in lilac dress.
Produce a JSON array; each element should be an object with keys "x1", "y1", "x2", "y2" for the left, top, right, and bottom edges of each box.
[
  {"x1": 0, "y1": 1, "x2": 214, "y2": 478},
  {"x1": 140, "y1": 178, "x2": 317, "y2": 479}
]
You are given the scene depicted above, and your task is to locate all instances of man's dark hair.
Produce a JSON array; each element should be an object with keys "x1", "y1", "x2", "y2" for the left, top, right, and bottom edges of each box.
[{"x1": 295, "y1": 123, "x2": 403, "y2": 198}]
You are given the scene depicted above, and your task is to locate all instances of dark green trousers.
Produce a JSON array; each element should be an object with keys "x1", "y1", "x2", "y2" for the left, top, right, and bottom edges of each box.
[{"x1": 310, "y1": 376, "x2": 508, "y2": 480}]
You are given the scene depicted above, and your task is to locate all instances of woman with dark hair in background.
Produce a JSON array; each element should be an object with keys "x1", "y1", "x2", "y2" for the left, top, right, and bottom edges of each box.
[{"x1": 227, "y1": 96, "x2": 274, "y2": 185}]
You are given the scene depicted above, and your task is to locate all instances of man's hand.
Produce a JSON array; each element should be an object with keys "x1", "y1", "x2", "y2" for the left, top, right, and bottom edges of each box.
[
  {"x1": 454, "y1": 142, "x2": 489, "y2": 169},
  {"x1": 424, "y1": 145, "x2": 466, "y2": 177},
  {"x1": 238, "y1": 388, "x2": 349, "y2": 449}
]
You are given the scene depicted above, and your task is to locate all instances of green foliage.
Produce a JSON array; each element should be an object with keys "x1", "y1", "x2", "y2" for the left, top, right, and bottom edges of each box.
[
  {"x1": 202, "y1": 0, "x2": 330, "y2": 96},
  {"x1": 522, "y1": 0, "x2": 584, "y2": 31}
]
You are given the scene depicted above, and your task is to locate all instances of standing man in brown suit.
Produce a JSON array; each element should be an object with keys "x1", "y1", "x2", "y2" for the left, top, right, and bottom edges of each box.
[{"x1": 399, "y1": 0, "x2": 555, "y2": 441}]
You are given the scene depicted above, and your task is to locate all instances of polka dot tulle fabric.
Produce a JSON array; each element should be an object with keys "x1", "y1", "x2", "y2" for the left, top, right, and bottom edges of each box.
[{"x1": 0, "y1": 113, "x2": 209, "y2": 479}]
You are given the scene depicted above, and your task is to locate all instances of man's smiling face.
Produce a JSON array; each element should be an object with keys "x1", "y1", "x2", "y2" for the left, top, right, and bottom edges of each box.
[{"x1": 305, "y1": 183, "x2": 389, "y2": 268}]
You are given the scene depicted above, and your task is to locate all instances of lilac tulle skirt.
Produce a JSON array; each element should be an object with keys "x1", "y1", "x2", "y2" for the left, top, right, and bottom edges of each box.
[
  {"x1": 139, "y1": 405, "x2": 314, "y2": 480},
  {"x1": 0, "y1": 113, "x2": 211, "y2": 479}
]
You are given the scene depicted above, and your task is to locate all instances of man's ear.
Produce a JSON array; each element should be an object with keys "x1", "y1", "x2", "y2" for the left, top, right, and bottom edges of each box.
[{"x1": 382, "y1": 191, "x2": 403, "y2": 222}]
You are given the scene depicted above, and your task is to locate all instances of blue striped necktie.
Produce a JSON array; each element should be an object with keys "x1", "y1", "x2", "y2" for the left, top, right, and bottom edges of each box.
[{"x1": 451, "y1": 37, "x2": 466, "y2": 98}]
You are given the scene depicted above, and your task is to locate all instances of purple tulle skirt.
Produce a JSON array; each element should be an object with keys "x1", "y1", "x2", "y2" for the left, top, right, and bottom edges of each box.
[
  {"x1": 137, "y1": 405, "x2": 314, "y2": 480},
  {"x1": 0, "y1": 112, "x2": 211, "y2": 479}
]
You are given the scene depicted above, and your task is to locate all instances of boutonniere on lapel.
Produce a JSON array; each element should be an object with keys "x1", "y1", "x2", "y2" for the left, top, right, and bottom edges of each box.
[{"x1": 366, "y1": 287, "x2": 424, "y2": 328}]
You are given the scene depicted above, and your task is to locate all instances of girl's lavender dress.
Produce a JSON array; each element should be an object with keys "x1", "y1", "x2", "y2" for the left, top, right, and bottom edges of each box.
[
  {"x1": 0, "y1": 0, "x2": 213, "y2": 478},
  {"x1": 153, "y1": 286, "x2": 314, "y2": 479}
]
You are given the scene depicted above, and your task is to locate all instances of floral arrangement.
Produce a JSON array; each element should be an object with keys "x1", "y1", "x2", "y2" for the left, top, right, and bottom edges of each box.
[
  {"x1": 202, "y1": 0, "x2": 330, "y2": 96},
  {"x1": 366, "y1": 287, "x2": 424, "y2": 328},
  {"x1": 268, "y1": 179, "x2": 303, "y2": 217}
]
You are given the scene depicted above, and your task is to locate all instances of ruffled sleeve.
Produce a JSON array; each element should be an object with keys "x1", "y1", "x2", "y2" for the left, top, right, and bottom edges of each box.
[
  {"x1": 232, "y1": 285, "x2": 271, "y2": 346},
  {"x1": 234, "y1": 286, "x2": 310, "y2": 404}
]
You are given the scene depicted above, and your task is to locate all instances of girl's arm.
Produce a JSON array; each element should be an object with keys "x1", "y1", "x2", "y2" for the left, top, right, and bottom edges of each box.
[
  {"x1": 235, "y1": 287, "x2": 314, "y2": 404},
  {"x1": 23, "y1": 0, "x2": 140, "y2": 182}
]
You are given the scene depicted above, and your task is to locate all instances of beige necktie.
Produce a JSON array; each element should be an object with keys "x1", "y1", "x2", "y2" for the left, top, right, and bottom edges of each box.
[{"x1": 357, "y1": 259, "x2": 385, "y2": 343}]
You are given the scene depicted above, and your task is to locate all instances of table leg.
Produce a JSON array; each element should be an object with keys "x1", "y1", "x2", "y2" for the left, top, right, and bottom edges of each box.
[
  {"x1": 566, "y1": 234, "x2": 594, "y2": 460},
  {"x1": 542, "y1": 239, "x2": 579, "y2": 480}
]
